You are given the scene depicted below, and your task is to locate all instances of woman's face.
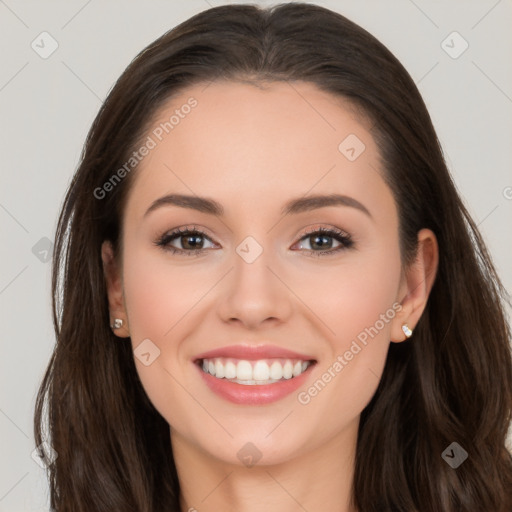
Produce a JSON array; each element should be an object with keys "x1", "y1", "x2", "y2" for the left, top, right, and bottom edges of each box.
[{"x1": 103, "y1": 80, "x2": 424, "y2": 466}]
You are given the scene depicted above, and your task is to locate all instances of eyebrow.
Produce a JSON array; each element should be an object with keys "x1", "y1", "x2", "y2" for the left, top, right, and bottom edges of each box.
[{"x1": 143, "y1": 193, "x2": 372, "y2": 219}]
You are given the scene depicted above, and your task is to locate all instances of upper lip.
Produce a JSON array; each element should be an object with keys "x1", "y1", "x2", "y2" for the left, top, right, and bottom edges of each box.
[{"x1": 194, "y1": 344, "x2": 316, "y2": 362}]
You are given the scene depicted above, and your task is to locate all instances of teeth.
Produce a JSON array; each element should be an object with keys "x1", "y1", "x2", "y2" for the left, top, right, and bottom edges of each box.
[
  {"x1": 283, "y1": 361, "x2": 293, "y2": 379},
  {"x1": 199, "y1": 357, "x2": 313, "y2": 384},
  {"x1": 215, "y1": 359, "x2": 225, "y2": 378},
  {"x1": 270, "y1": 361, "x2": 283, "y2": 380},
  {"x1": 237, "y1": 360, "x2": 252, "y2": 380},
  {"x1": 225, "y1": 360, "x2": 237, "y2": 379},
  {"x1": 253, "y1": 361, "x2": 269, "y2": 381}
]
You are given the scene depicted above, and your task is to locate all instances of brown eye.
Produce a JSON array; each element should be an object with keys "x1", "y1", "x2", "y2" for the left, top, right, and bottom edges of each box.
[
  {"x1": 155, "y1": 226, "x2": 215, "y2": 256},
  {"x1": 294, "y1": 228, "x2": 354, "y2": 257},
  {"x1": 178, "y1": 232, "x2": 205, "y2": 250}
]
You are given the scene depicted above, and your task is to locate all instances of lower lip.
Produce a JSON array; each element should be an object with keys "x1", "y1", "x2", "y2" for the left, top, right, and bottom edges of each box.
[{"x1": 195, "y1": 361, "x2": 316, "y2": 405}]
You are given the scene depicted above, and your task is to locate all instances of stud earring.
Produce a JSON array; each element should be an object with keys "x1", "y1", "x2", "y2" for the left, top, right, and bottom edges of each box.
[
  {"x1": 110, "y1": 318, "x2": 123, "y2": 330},
  {"x1": 401, "y1": 323, "x2": 413, "y2": 338}
]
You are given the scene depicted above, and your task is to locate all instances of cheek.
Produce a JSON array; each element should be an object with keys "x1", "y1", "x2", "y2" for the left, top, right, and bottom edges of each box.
[
  {"x1": 122, "y1": 247, "x2": 204, "y2": 341},
  {"x1": 297, "y1": 244, "x2": 402, "y2": 423},
  {"x1": 298, "y1": 243, "x2": 402, "y2": 349},
  {"x1": 120, "y1": 246, "x2": 204, "y2": 423},
  {"x1": 340, "y1": 253, "x2": 400, "y2": 341}
]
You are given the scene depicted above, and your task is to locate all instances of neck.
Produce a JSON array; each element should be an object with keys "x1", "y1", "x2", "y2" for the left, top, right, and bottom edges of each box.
[{"x1": 171, "y1": 421, "x2": 359, "y2": 512}]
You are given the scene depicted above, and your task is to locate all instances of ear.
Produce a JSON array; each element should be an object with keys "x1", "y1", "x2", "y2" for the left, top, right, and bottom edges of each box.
[
  {"x1": 101, "y1": 240, "x2": 130, "y2": 338},
  {"x1": 390, "y1": 228, "x2": 439, "y2": 342}
]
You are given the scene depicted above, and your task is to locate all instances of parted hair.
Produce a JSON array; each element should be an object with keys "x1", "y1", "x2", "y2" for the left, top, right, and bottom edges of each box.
[{"x1": 34, "y1": 3, "x2": 512, "y2": 511}]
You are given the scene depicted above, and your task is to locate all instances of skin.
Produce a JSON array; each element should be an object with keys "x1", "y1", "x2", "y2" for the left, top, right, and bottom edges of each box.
[{"x1": 102, "y1": 80, "x2": 438, "y2": 512}]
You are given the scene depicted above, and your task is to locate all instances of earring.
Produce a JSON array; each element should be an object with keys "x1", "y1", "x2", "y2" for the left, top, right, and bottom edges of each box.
[
  {"x1": 401, "y1": 323, "x2": 413, "y2": 338},
  {"x1": 110, "y1": 318, "x2": 123, "y2": 330}
]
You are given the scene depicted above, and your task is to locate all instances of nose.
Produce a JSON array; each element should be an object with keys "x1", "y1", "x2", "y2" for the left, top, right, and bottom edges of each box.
[{"x1": 216, "y1": 240, "x2": 293, "y2": 329}]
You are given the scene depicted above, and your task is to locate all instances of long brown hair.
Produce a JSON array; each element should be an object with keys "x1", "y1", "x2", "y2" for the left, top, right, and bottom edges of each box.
[{"x1": 34, "y1": 3, "x2": 512, "y2": 511}]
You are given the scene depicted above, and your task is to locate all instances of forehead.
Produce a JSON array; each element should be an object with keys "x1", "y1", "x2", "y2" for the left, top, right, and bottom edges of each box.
[{"x1": 124, "y1": 80, "x2": 394, "y2": 222}]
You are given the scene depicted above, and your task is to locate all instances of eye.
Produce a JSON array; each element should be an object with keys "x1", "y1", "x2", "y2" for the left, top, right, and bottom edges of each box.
[
  {"x1": 154, "y1": 225, "x2": 354, "y2": 257},
  {"x1": 154, "y1": 225, "x2": 216, "y2": 257},
  {"x1": 293, "y1": 227, "x2": 354, "y2": 257}
]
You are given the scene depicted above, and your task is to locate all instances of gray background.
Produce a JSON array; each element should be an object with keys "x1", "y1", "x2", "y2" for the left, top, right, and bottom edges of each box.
[{"x1": 1, "y1": 0, "x2": 511, "y2": 510}]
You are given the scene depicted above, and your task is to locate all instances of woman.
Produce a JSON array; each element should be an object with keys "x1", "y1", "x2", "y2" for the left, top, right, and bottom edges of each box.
[{"x1": 34, "y1": 3, "x2": 512, "y2": 511}]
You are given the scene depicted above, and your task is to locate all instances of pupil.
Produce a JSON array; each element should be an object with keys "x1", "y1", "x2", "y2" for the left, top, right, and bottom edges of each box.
[
  {"x1": 311, "y1": 234, "x2": 331, "y2": 250},
  {"x1": 183, "y1": 234, "x2": 202, "y2": 249}
]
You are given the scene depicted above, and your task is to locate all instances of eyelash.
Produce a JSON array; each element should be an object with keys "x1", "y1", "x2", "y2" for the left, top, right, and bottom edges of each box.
[{"x1": 154, "y1": 224, "x2": 354, "y2": 258}]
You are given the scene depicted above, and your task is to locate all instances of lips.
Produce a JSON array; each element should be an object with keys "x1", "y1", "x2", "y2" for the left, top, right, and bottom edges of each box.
[
  {"x1": 193, "y1": 344, "x2": 317, "y2": 405},
  {"x1": 194, "y1": 344, "x2": 316, "y2": 361}
]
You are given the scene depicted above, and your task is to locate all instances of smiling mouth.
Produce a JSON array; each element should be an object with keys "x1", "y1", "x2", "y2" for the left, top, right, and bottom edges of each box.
[{"x1": 195, "y1": 357, "x2": 317, "y2": 385}]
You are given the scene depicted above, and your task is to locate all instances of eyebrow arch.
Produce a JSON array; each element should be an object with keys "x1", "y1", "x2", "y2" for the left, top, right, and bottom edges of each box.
[
  {"x1": 144, "y1": 194, "x2": 224, "y2": 218},
  {"x1": 282, "y1": 194, "x2": 371, "y2": 218},
  {"x1": 143, "y1": 193, "x2": 372, "y2": 219}
]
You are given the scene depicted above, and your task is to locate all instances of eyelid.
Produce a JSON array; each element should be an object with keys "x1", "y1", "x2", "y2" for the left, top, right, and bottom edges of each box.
[{"x1": 299, "y1": 225, "x2": 350, "y2": 239}]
